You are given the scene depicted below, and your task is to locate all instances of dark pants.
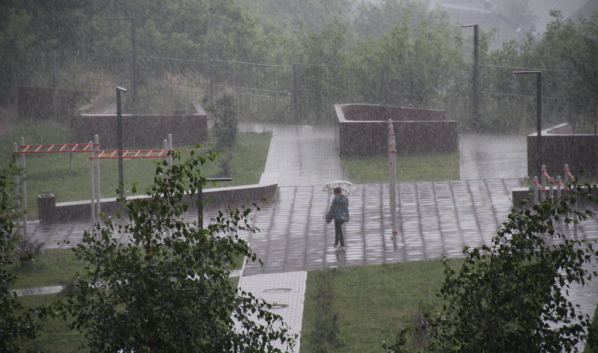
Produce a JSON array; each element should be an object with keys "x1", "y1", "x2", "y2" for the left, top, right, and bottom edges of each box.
[{"x1": 334, "y1": 219, "x2": 344, "y2": 247}]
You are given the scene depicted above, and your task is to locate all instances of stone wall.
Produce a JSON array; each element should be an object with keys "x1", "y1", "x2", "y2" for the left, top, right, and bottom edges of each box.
[
  {"x1": 335, "y1": 104, "x2": 459, "y2": 156},
  {"x1": 72, "y1": 112, "x2": 207, "y2": 149},
  {"x1": 527, "y1": 123, "x2": 598, "y2": 177}
]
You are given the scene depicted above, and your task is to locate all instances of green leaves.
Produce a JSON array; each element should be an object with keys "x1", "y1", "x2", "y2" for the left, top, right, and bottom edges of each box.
[
  {"x1": 428, "y1": 184, "x2": 598, "y2": 353},
  {"x1": 56, "y1": 149, "x2": 294, "y2": 352},
  {"x1": 0, "y1": 165, "x2": 48, "y2": 353},
  {"x1": 386, "y1": 183, "x2": 598, "y2": 353}
]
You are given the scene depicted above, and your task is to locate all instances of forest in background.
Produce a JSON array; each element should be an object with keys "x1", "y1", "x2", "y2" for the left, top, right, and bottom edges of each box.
[{"x1": 1, "y1": 0, "x2": 597, "y2": 132}]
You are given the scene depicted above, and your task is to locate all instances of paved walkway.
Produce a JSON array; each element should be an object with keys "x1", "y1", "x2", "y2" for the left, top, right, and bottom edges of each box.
[
  {"x1": 19, "y1": 124, "x2": 598, "y2": 352},
  {"x1": 459, "y1": 133, "x2": 527, "y2": 180},
  {"x1": 239, "y1": 123, "x2": 347, "y2": 186}
]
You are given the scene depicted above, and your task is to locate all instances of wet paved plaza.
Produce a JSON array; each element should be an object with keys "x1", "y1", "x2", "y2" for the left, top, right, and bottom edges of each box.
[{"x1": 21, "y1": 123, "x2": 598, "y2": 351}]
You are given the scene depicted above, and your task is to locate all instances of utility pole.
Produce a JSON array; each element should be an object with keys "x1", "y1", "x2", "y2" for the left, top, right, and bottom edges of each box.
[
  {"x1": 118, "y1": 15, "x2": 138, "y2": 106},
  {"x1": 514, "y1": 71, "x2": 542, "y2": 171},
  {"x1": 116, "y1": 87, "x2": 128, "y2": 197},
  {"x1": 462, "y1": 24, "x2": 480, "y2": 128}
]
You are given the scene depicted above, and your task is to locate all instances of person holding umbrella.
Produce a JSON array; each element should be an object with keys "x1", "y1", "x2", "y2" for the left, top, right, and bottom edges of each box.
[{"x1": 329, "y1": 186, "x2": 349, "y2": 250}]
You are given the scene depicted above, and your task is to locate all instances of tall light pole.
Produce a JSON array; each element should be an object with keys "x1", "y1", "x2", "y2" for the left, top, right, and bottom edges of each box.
[
  {"x1": 118, "y1": 16, "x2": 138, "y2": 105},
  {"x1": 462, "y1": 24, "x2": 480, "y2": 128},
  {"x1": 116, "y1": 86, "x2": 128, "y2": 198},
  {"x1": 513, "y1": 71, "x2": 542, "y2": 171}
]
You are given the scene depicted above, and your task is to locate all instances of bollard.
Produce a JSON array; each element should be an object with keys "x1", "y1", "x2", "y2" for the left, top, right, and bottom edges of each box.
[
  {"x1": 167, "y1": 134, "x2": 173, "y2": 167},
  {"x1": 37, "y1": 194, "x2": 56, "y2": 224},
  {"x1": 163, "y1": 139, "x2": 169, "y2": 168}
]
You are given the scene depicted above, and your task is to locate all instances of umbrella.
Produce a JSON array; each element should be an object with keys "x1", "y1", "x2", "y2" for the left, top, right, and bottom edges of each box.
[{"x1": 323, "y1": 180, "x2": 356, "y2": 195}]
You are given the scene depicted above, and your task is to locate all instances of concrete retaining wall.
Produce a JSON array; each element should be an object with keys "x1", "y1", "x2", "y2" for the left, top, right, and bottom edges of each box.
[
  {"x1": 72, "y1": 112, "x2": 207, "y2": 149},
  {"x1": 335, "y1": 104, "x2": 459, "y2": 156},
  {"x1": 528, "y1": 123, "x2": 598, "y2": 177},
  {"x1": 38, "y1": 173, "x2": 279, "y2": 224}
]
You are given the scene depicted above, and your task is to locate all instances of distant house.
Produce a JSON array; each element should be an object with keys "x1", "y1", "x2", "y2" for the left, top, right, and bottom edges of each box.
[
  {"x1": 429, "y1": 0, "x2": 530, "y2": 50},
  {"x1": 423, "y1": 0, "x2": 598, "y2": 50},
  {"x1": 528, "y1": 0, "x2": 598, "y2": 35}
]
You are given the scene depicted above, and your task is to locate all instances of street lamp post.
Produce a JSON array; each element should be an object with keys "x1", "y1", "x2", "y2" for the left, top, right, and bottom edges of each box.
[
  {"x1": 462, "y1": 24, "x2": 480, "y2": 128},
  {"x1": 116, "y1": 86, "x2": 128, "y2": 197},
  {"x1": 513, "y1": 71, "x2": 542, "y2": 171},
  {"x1": 118, "y1": 16, "x2": 138, "y2": 105}
]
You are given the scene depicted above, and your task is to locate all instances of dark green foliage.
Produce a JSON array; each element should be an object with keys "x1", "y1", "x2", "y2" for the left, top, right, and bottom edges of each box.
[
  {"x1": 386, "y1": 184, "x2": 598, "y2": 353},
  {"x1": 54, "y1": 148, "x2": 294, "y2": 352},
  {"x1": 14, "y1": 237, "x2": 43, "y2": 268},
  {"x1": 0, "y1": 165, "x2": 47, "y2": 352},
  {"x1": 352, "y1": 0, "x2": 449, "y2": 40},
  {"x1": 208, "y1": 94, "x2": 239, "y2": 148}
]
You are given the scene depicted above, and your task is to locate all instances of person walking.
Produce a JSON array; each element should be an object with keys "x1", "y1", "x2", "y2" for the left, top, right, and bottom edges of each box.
[{"x1": 329, "y1": 186, "x2": 349, "y2": 250}]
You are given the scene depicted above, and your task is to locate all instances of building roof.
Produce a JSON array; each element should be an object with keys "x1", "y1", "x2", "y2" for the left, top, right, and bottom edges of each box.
[{"x1": 528, "y1": 0, "x2": 592, "y2": 34}]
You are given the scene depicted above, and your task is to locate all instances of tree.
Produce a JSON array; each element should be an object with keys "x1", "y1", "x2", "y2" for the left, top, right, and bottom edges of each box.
[
  {"x1": 55, "y1": 149, "x2": 294, "y2": 352},
  {"x1": 0, "y1": 165, "x2": 47, "y2": 352},
  {"x1": 385, "y1": 184, "x2": 598, "y2": 352},
  {"x1": 207, "y1": 94, "x2": 239, "y2": 148},
  {"x1": 351, "y1": 0, "x2": 448, "y2": 41},
  {"x1": 348, "y1": 11, "x2": 465, "y2": 108}
]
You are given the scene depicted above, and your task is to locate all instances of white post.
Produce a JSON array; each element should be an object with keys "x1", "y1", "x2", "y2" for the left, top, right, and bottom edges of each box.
[
  {"x1": 20, "y1": 137, "x2": 26, "y2": 236},
  {"x1": 533, "y1": 176, "x2": 539, "y2": 204},
  {"x1": 167, "y1": 133, "x2": 173, "y2": 167},
  {"x1": 94, "y1": 135, "x2": 101, "y2": 216},
  {"x1": 556, "y1": 175, "x2": 562, "y2": 199},
  {"x1": 388, "y1": 119, "x2": 398, "y2": 250},
  {"x1": 540, "y1": 164, "x2": 546, "y2": 201},
  {"x1": 89, "y1": 141, "x2": 96, "y2": 231},
  {"x1": 13, "y1": 143, "x2": 21, "y2": 234},
  {"x1": 163, "y1": 139, "x2": 168, "y2": 168}
]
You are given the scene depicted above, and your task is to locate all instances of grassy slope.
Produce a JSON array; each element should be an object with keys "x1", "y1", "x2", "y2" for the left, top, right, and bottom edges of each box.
[
  {"x1": 301, "y1": 258, "x2": 464, "y2": 352},
  {"x1": 0, "y1": 116, "x2": 271, "y2": 218},
  {"x1": 342, "y1": 152, "x2": 460, "y2": 184}
]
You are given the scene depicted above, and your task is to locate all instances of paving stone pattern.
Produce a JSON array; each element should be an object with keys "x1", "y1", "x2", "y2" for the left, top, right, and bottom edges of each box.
[{"x1": 236, "y1": 271, "x2": 307, "y2": 353}]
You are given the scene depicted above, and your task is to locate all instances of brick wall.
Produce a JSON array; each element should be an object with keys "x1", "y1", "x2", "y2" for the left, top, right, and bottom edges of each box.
[
  {"x1": 527, "y1": 123, "x2": 598, "y2": 177},
  {"x1": 336, "y1": 104, "x2": 459, "y2": 156},
  {"x1": 72, "y1": 113, "x2": 208, "y2": 149}
]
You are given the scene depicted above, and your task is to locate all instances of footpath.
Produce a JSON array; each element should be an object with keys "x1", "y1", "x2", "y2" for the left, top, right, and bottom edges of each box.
[{"x1": 18, "y1": 125, "x2": 598, "y2": 352}]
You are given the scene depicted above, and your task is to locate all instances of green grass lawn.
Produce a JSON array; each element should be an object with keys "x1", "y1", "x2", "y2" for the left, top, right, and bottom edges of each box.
[
  {"x1": 0, "y1": 116, "x2": 271, "y2": 218},
  {"x1": 17, "y1": 293, "x2": 84, "y2": 353},
  {"x1": 301, "y1": 258, "x2": 464, "y2": 352},
  {"x1": 9, "y1": 249, "x2": 84, "y2": 289},
  {"x1": 10, "y1": 248, "x2": 245, "y2": 291},
  {"x1": 342, "y1": 152, "x2": 460, "y2": 184}
]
